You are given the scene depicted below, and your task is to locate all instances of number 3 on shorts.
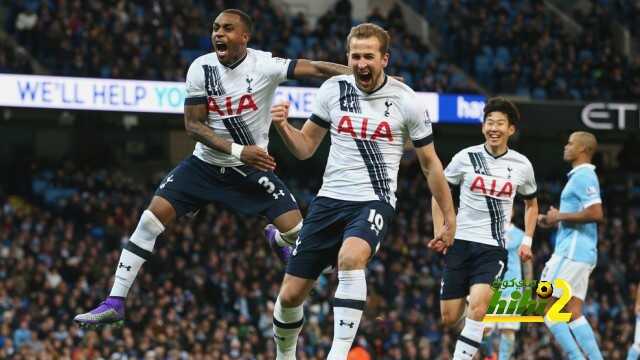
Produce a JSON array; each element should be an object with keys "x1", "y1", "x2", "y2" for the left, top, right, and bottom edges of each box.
[{"x1": 367, "y1": 209, "x2": 384, "y2": 235}]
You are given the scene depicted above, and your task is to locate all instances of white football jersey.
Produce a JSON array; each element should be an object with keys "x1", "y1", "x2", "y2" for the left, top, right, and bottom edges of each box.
[
  {"x1": 184, "y1": 48, "x2": 295, "y2": 166},
  {"x1": 311, "y1": 75, "x2": 434, "y2": 208},
  {"x1": 445, "y1": 144, "x2": 537, "y2": 247}
]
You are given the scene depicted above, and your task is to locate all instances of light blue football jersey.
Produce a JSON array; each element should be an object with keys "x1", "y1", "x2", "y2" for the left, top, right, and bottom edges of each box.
[{"x1": 553, "y1": 164, "x2": 601, "y2": 265}]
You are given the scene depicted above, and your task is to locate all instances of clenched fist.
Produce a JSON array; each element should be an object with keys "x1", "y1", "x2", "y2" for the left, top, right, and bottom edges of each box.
[{"x1": 270, "y1": 101, "x2": 290, "y2": 127}]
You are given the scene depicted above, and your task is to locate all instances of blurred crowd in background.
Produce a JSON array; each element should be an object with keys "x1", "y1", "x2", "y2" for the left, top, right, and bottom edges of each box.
[
  {"x1": 0, "y1": 155, "x2": 639, "y2": 359},
  {"x1": 4, "y1": 0, "x2": 640, "y2": 99}
]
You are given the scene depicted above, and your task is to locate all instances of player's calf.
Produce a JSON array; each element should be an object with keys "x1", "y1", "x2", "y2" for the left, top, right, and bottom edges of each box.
[
  {"x1": 273, "y1": 275, "x2": 315, "y2": 360},
  {"x1": 327, "y1": 238, "x2": 370, "y2": 360},
  {"x1": 453, "y1": 284, "x2": 494, "y2": 360},
  {"x1": 75, "y1": 204, "x2": 169, "y2": 329},
  {"x1": 441, "y1": 299, "x2": 467, "y2": 328}
]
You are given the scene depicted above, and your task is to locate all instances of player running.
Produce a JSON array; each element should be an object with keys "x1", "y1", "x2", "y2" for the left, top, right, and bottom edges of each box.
[
  {"x1": 538, "y1": 131, "x2": 604, "y2": 360},
  {"x1": 74, "y1": 9, "x2": 354, "y2": 328},
  {"x1": 268, "y1": 23, "x2": 457, "y2": 360},
  {"x1": 432, "y1": 97, "x2": 538, "y2": 360}
]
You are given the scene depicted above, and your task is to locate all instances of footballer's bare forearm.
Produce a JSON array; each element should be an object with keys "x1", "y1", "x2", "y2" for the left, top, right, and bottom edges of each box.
[
  {"x1": 184, "y1": 105, "x2": 232, "y2": 154},
  {"x1": 294, "y1": 59, "x2": 352, "y2": 78},
  {"x1": 310, "y1": 61, "x2": 352, "y2": 77},
  {"x1": 423, "y1": 160, "x2": 455, "y2": 222},
  {"x1": 432, "y1": 196, "x2": 445, "y2": 235},
  {"x1": 524, "y1": 198, "x2": 538, "y2": 237},
  {"x1": 274, "y1": 122, "x2": 315, "y2": 160}
]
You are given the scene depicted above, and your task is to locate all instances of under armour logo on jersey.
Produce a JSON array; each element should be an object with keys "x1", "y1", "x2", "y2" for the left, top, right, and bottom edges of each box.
[
  {"x1": 384, "y1": 100, "x2": 392, "y2": 117},
  {"x1": 119, "y1": 262, "x2": 132, "y2": 271},
  {"x1": 339, "y1": 98, "x2": 356, "y2": 109},
  {"x1": 272, "y1": 189, "x2": 285, "y2": 199},
  {"x1": 159, "y1": 175, "x2": 174, "y2": 189},
  {"x1": 339, "y1": 320, "x2": 355, "y2": 328},
  {"x1": 246, "y1": 76, "x2": 253, "y2": 93}
]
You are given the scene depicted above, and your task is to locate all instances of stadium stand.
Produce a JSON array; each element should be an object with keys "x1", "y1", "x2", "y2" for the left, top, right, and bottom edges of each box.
[
  {"x1": 0, "y1": 0, "x2": 477, "y2": 93},
  {"x1": 407, "y1": 0, "x2": 640, "y2": 101}
]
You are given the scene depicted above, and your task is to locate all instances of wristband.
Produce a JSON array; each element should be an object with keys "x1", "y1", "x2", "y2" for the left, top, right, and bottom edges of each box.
[
  {"x1": 522, "y1": 235, "x2": 532, "y2": 247},
  {"x1": 231, "y1": 143, "x2": 244, "y2": 159}
]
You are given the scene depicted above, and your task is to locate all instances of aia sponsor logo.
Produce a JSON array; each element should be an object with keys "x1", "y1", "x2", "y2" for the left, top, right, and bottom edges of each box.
[
  {"x1": 337, "y1": 115, "x2": 393, "y2": 142},
  {"x1": 207, "y1": 94, "x2": 257, "y2": 116},
  {"x1": 469, "y1": 175, "x2": 513, "y2": 199}
]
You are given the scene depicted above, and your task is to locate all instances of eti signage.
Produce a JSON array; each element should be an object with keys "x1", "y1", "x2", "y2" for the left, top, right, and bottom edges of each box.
[
  {"x1": 581, "y1": 102, "x2": 640, "y2": 130},
  {"x1": 0, "y1": 73, "x2": 484, "y2": 123}
]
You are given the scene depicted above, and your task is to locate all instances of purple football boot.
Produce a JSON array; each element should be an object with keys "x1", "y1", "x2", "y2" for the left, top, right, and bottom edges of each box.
[
  {"x1": 74, "y1": 296, "x2": 125, "y2": 329},
  {"x1": 265, "y1": 224, "x2": 292, "y2": 264}
]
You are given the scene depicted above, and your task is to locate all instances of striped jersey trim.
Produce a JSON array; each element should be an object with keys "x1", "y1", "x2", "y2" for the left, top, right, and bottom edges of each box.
[
  {"x1": 338, "y1": 81, "x2": 361, "y2": 114},
  {"x1": 354, "y1": 138, "x2": 391, "y2": 203}
]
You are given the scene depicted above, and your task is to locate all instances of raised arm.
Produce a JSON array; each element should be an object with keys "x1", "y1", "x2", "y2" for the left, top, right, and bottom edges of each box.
[
  {"x1": 292, "y1": 59, "x2": 352, "y2": 79},
  {"x1": 415, "y1": 144, "x2": 456, "y2": 252},
  {"x1": 184, "y1": 103, "x2": 276, "y2": 171},
  {"x1": 270, "y1": 102, "x2": 328, "y2": 160}
]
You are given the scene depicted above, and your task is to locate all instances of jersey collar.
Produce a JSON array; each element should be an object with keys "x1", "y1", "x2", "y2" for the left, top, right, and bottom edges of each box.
[
  {"x1": 568, "y1": 163, "x2": 596, "y2": 176},
  {"x1": 362, "y1": 75, "x2": 388, "y2": 95},
  {"x1": 483, "y1": 144, "x2": 509, "y2": 159},
  {"x1": 220, "y1": 50, "x2": 248, "y2": 70}
]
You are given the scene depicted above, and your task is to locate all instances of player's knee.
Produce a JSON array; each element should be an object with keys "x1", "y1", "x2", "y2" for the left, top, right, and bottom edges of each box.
[
  {"x1": 147, "y1": 196, "x2": 176, "y2": 226},
  {"x1": 337, "y1": 252, "x2": 368, "y2": 270},
  {"x1": 441, "y1": 309, "x2": 461, "y2": 328},
  {"x1": 467, "y1": 300, "x2": 490, "y2": 321},
  {"x1": 278, "y1": 286, "x2": 306, "y2": 307}
]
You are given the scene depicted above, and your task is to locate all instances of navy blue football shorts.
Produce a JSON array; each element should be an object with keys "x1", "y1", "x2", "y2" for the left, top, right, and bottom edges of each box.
[
  {"x1": 440, "y1": 239, "x2": 508, "y2": 300},
  {"x1": 155, "y1": 155, "x2": 298, "y2": 221},
  {"x1": 286, "y1": 196, "x2": 395, "y2": 280}
]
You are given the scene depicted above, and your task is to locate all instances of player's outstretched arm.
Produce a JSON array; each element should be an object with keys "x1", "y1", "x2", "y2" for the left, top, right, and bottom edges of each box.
[
  {"x1": 415, "y1": 144, "x2": 456, "y2": 250},
  {"x1": 292, "y1": 60, "x2": 352, "y2": 79},
  {"x1": 184, "y1": 104, "x2": 276, "y2": 171},
  {"x1": 270, "y1": 101, "x2": 328, "y2": 160},
  {"x1": 519, "y1": 197, "x2": 538, "y2": 261}
]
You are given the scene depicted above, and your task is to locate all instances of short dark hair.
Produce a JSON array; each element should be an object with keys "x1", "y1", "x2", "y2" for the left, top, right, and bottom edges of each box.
[
  {"x1": 221, "y1": 9, "x2": 253, "y2": 34},
  {"x1": 346, "y1": 23, "x2": 390, "y2": 54},
  {"x1": 483, "y1": 97, "x2": 520, "y2": 126}
]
